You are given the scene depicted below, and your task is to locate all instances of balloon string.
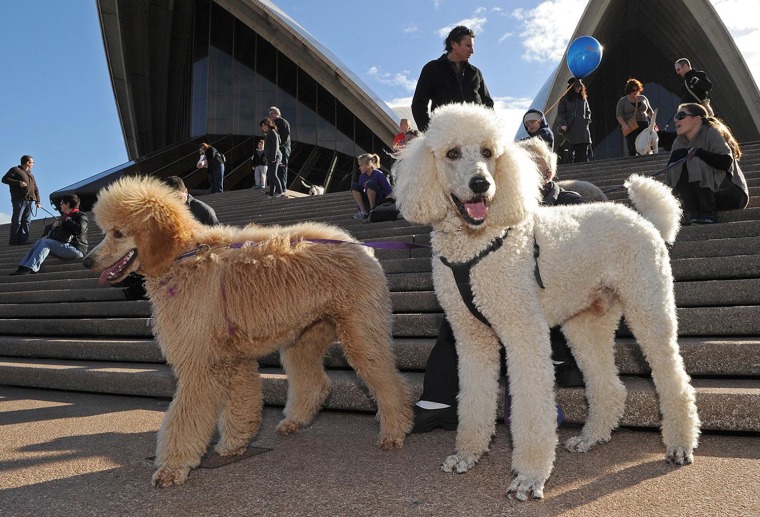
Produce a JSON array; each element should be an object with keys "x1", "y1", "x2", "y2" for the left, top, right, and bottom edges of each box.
[{"x1": 543, "y1": 83, "x2": 574, "y2": 115}]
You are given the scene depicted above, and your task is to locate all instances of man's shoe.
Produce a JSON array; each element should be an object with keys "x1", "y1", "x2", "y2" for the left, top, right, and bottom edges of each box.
[
  {"x1": 411, "y1": 405, "x2": 458, "y2": 433},
  {"x1": 555, "y1": 362, "x2": 585, "y2": 388},
  {"x1": 9, "y1": 266, "x2": 34, "y2": 276}
]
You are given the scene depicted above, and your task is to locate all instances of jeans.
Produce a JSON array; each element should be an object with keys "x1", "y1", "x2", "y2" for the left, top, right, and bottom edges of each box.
[
  {"x1": 267, "y1": 159, "x2": 284, "y2": 195},
  {"x1": 210, "y1": 165, "x2": 225, "y2": 193},
  {"x1": 19, "y1": 238, "x2": 83, "y2": 272},
  {"x1": 9, "y1": 199, "x2": 34, "y2": 245},
  {"x1": 280, "y1": 143, "x2": 291, "y2": 189}
]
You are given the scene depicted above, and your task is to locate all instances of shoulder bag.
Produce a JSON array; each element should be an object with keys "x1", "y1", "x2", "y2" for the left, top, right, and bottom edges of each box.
[{"x1": 622, "y1": 98, "x2": 639, "y2": 136}]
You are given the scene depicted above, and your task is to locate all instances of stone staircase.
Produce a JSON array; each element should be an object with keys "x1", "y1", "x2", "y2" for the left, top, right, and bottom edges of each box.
[{"x1": 1, "y1": 144, "x2": 759, "y2": 432}]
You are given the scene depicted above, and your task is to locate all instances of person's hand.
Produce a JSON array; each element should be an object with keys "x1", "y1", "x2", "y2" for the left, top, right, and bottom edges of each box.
[
  {"x1": 560, "y1": 126, "x2": 567, "y2": 131},
  {"x1": 19, "y1": 181, "x2": 27, "y2": 187},
  {"x1": 669, "y1": 148, "x2": 689, "y2": 161},
  {"x1": 52, "y1": 220, "x2": 61, "y2": 228},
  {"x1": 36, "y1": 202, "x2": 42, "y2": 208}
]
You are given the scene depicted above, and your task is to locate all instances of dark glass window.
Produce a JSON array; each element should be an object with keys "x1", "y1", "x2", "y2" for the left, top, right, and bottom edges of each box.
[
  {"x1": 278, "y1": 55, "x2": 298, "y2": 98},
  {"x1": 256, "y1": 34, "x2": 277, "y2": 84}
]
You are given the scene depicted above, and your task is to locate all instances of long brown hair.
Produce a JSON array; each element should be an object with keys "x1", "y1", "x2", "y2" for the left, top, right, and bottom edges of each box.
[{"x1": 679, "y1": 103, "x2": 742, "y2": 160}]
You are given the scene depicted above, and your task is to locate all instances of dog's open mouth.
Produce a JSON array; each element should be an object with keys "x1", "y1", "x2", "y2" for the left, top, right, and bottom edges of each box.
[
  {"x1": 98, "y1": 249, "x2": 137, "y2": 285},
  {"x1": 451, "y1": 193, "x2": 488, "y2": 226}
]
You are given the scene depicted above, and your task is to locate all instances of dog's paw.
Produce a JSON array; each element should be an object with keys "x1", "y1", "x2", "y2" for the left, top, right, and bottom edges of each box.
[
  {"x1": 506, "y1": 474, "x2": 545, "y2": 501},
  {"x1": 213, "y1": 441, "x2": 248, "y2": 457},
  {"x1": 563, "y1": 434, "x2": 606, "y2": 453},
  {"x1": 377, "y1": 433, "x2": 405, "y2": 450},
  {"x1": 666, "y1": 446, "x2": 694, "y2": 466},
  {"x1": 151, "y1": 466, "x2": 190, "y2": 488},
  {"x1": 441, "y1": 453, "x2": 478, "y2": 473},
  {"x1": 276, "y1": 419, "x2": 301, "y2": 436}
]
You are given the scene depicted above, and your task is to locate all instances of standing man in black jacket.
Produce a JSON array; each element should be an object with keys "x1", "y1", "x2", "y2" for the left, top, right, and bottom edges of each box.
[
  {"x1": 675, "y1": 58, "x2": 713, "y2": 116},
  {"x1": 2, "y1": 155, "x2": 42, "y2": 246},
  {"x1": 411, "y1": 25, "x2": 494, "y2": 132}
]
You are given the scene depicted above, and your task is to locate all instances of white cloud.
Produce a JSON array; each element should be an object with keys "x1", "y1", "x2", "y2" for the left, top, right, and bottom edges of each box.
[
  {"x1": 493, "y1": 96, "x2": 535, "y2": 135},
  {"x1": 512, "y1": 0, "x2": 587, "y2": 63},
  {"x1": 403, "y1": 23, "x2": 420, "y2": 34},
  {"x1": 433, "y1": 0, "x2": 443, "y2": 9},
  {"x1": 368, "y1": 66, "x2": 417, "y2": 92},
  {"x1": 387, "y1": 96, "x2": 414, "y2": 108},
  {"x1": 0, "y1": 212, "x2": 10, "y2": 224},
  {"x1": 437, "y1": 16, "x2": 489, "y2": 38},
  {"x1": 711, "y1": 0, "x2": 760, "y2": 87}
]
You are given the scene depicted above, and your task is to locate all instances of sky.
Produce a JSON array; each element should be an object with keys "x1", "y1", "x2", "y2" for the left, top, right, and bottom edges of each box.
[{"x1": 1, "y1": 0, "x2": 758, "y2": 224}]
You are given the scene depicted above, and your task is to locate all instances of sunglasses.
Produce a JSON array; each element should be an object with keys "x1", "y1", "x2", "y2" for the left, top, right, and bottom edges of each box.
[{"x1": 674, "y1": 112, "x2": 697, "y2": 121}]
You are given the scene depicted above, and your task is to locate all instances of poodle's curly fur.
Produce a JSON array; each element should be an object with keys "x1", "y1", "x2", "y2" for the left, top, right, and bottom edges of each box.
[
  {"x1": 393, "y1": 103, "x2": 699, "y2": 501},
  {"x1": 84, "y1": 176, "x2": 412, "y2": 488}
]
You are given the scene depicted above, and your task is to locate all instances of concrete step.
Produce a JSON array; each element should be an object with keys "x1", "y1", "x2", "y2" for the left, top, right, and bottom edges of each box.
[
  {"x1": 0, "y1": 357, "x2": 755, "y2": 432},
  {"x1": 1, "y1": 335, "x2": 756, "y2": 377}
]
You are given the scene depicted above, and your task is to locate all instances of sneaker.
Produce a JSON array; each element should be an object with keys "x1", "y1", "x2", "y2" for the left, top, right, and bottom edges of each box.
[
  {"x1": 352, "y1": 210, "x2": 368, "y2": 220},
  {"x1": 411, "y1": 405, "x2": 458, "y2": 433},
  {"x1": 694, "y1": 216, "x2": 718, "y2": 224},
  {"x1": 273, "y1": 193, "x2": 285, "y2": 198}
]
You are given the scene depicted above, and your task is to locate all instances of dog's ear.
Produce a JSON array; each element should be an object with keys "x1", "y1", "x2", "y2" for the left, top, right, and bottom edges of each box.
[
  {"x1": 134, "y1": 207, "x2": 196, "y2": 277},
  {"x1": 488, "y1": 143, "x2": 541, "y2": 226},
  {"x1": 392, "y1": 136, "x2": 449, "y2": 224}
]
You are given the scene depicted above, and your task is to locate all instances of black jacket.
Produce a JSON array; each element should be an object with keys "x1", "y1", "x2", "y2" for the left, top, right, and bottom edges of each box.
[
  {"x1": 58, "y1": 210, "x2": 88, "y2": 254},
  {"x1": 681, "y1": 69, "x2": 712, "y2": 103},
  {"x1": 412, "y1": 54, "x2": 494, "y2": 132},
  {"x1": 186, "y1": 194, "x2": 219, "y2": 226}
]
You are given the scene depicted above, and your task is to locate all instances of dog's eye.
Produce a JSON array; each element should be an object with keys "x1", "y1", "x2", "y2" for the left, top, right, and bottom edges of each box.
[
  {"x1": 113, "y1": 229, "x2": 123, "y2": 239},
  {"x1": 481, "y1": 148, "x2": 492, "y2": 159},
  {"x1": 446, "y1": 148, "x2": 461, "y2": 160}
]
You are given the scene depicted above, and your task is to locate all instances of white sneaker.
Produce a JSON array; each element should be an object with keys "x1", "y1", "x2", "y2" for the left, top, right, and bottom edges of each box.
[{"x1": 353, "y1": 210, "x2": 368, "y2": 220}]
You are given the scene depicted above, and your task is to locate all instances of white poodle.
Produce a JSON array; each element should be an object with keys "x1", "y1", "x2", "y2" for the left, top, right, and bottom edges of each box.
[{"x1": 393, "y1": 103, "x2": 700, "y2": 501}]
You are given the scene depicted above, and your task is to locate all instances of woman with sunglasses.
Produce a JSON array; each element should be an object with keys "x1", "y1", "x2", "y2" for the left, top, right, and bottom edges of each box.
[{"x1": 665, "y1": 103, "x2": 749, "y2": 224}]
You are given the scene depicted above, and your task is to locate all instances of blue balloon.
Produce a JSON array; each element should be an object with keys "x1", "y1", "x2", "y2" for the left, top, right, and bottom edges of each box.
[{"x1": 566, "y1": 36, "x2": 603, "y2": 79}]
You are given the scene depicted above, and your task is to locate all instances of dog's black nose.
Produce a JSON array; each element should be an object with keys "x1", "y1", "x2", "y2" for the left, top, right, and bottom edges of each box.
[
  {"x1": 469, "y1": 176, "x2": 490, "y2": 194},
  {"x1": 82, "y1": 256, "x2": 92, "y2": 269}
]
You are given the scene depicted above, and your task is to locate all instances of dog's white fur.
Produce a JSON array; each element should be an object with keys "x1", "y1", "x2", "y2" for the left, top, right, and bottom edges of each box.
[
  {"x1": 84, "y1": 177, "x2": 412, "y2": 487},
  {"x1": 393, "y1": 103, "x2": 699, "y2": 501},
  {"x1": 635, "y1": 108, "x2": 660, "y2": 155},
  {"x1": 301, "y1": 179, "x2": 325, "y2": 196}
]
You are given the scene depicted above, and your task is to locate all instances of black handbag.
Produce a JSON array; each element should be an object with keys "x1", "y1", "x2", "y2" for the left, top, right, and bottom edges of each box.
[
  {"x1": 47, "y1": 224, "x2": 72, "y2": 243},
  {"x1": 367, "y1": 199, "x2": 400, "y2": 222}
]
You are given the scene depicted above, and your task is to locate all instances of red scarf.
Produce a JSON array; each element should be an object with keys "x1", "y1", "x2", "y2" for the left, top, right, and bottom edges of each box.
[{"x1": 61, "y1": 207, "x2": 80, "y2": 222}]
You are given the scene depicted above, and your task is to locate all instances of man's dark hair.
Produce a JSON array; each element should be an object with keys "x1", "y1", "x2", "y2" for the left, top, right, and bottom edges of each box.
[
  {"x1": 20, "y1": 155, "x2": 33, "y2": 165},
  {"x1": 164, "y1": 176, "x2": 186, "y2": 191},
  {"x1": 444, "y1": 25, "x2": 475, "y2": 52},
  {"x1": 60, "y1": 193, "x2": 80, "y2": 209}
]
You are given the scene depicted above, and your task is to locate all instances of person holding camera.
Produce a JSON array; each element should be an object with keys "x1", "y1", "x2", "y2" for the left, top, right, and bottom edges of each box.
[{"x1": 10, "y1": 193, "x2": 88, "y2": 275}]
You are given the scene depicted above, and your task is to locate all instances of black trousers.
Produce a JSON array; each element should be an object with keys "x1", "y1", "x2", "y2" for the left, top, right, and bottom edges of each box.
[{"x1": 419, "y1": 318, "x2": 574, "y2": 406}]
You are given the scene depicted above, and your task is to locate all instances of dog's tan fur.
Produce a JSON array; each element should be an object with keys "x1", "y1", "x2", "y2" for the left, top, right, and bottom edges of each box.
[
  {"x1": 393, "y1": 103, "x2": 699, "y2": 501},
  {"x1": 84, "y1": 176, "x2": 412, "y2": 488}
]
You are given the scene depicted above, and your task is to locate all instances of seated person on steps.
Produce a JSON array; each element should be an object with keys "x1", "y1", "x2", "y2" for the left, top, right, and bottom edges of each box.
[
  {"x1": 10, "y1": 194, "x2": 88, "y2": 275},
  {"x1": 351, "y1": 153, "x2": 393, "y2": 220}
]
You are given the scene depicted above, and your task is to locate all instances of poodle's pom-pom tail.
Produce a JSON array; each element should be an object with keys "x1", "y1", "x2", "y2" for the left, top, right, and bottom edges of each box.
[{"x1": 624, "y1": 174, "x2": 681, "y2": 244}]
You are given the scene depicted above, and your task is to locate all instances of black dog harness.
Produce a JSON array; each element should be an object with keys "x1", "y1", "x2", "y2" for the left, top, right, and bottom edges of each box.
[{"x1": 439, "y1": 230, "x2": 545, "y2": 328}]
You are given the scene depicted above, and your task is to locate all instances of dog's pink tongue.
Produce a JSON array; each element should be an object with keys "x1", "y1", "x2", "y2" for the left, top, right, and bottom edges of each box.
[
  {"x1": 98, "y1": 266, "x2": 118, "y2": 285},
  {"x1": 465, "y1": 200, "x2": 487, "y2": 220}
]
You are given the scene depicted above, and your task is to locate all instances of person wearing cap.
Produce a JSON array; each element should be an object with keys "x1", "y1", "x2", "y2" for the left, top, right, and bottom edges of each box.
[
  {"x1": 556, "y1": 77, "x2": 592, "y2": 162},
  {"x1": 411, "y1": 25, "x2": 494, "y2": 132},
  {"x1": 521, "y1": 109, "x2": 554, "y2": 150}
]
